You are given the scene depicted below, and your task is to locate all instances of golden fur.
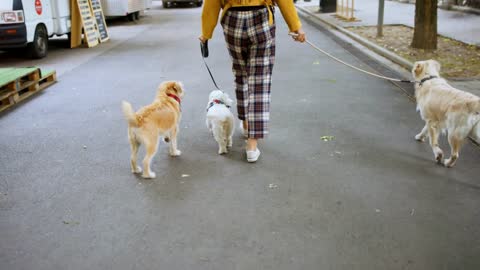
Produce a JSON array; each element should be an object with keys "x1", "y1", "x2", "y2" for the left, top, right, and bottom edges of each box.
[
  {"x1": 122, "y1": 81, "x2": 185, "y2": 178},
  {"x1": 413, "y1": 60, "x2": 480, "y2": 167}
]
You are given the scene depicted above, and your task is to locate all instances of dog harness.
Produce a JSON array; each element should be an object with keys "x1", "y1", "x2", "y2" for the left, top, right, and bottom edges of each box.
[
  {"x1": 418, "y1": 75, "x2": 438, "y2": 87},
  {"x1": 206, "y1": 99, "x2": 230, "y2": 112}
]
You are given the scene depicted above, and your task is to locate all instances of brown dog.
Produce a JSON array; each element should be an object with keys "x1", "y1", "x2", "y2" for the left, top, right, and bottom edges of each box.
[
  {"x1": 413, "y1": 60, "x2": 480, "y2": 167},
  {"x1": 122, "y1": 81, "x2": 184, "y2": 178}
]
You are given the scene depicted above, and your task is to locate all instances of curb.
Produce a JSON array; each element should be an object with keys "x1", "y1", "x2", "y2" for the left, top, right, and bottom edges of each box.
[
  {"x1": 450, "y1": 5, "x2": 480, "y2": 15},
  {"x1": 296, "y1": 6, "x2": 414, "y2": 71},
  {"x1": 296, "y1": 6, "x2": 480, "y2": 146},
  {"x1": 390, "y1": 0, "x2": 480, "y2": 15}
]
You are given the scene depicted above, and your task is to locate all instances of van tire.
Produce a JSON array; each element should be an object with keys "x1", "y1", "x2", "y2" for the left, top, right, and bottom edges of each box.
[
  {"x1": 27, "y1": 25, "x2": 48, "y2": 59},
  {"x1": 134, "y1": 11, "x2": 140, "y2": 20},
  {"x1": 66, "y1": 33, "x2": 72, "y2": 48},
  {"x1": 163, "y1": 1, "x2": 170, "y2": 8},
  {"x1": 127, "y1": 13, "x2": 135, "y2": 21}
]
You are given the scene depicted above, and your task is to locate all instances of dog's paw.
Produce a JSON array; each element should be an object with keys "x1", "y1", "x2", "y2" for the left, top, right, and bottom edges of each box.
[
  {"x1": 218, "y1": 149, "x2": 228, "y2": 155},
  {"x1": 444, "y1": 156, "x2": 457, "y2": 168},
  {"x1": 444, "y1": 159, "x2": 454, "y2": 168},
  {"x1": 142, "y1": 171, "x2": 156, "y2": 179},
  {"x1": 170, "y1": 150, "x2": 181, "y2": 156},
  {"x1": 415, "y1": 134, "x2": 425, "y2": 142},
  {"x1": 132, "y1": 166, "x2": 142, "y2": 174},
  {"x1": 434, "y1": 149, "x2": 444, "y2": 164}
]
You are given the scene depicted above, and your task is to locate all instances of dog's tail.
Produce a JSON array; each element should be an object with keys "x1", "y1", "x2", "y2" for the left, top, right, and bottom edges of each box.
[
  {"x1": 122, "y1": 101, "x2": 139, "y2": 127},
  {"x1": 466, "y1": 99, "x2": 480, "y2": 115},
  {"x1": 467, "y1": 99, "x2": 480, "y2": 142}
]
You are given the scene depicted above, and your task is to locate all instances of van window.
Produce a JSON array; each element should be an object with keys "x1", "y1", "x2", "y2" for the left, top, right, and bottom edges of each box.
[{"x1": 13, "y1": 0, "x2": 23, "y2": 10}]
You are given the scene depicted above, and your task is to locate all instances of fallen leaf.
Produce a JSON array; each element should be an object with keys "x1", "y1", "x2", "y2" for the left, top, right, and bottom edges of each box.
[
  {"x1": 63, "y1": 220, "x2": 80, "y2": 225},
  {"x1": 320, "y1": 136, "x2": 335, "y2": 141},
  {"x1": 269, "y1": 183, "x2": 278, "y2": 189}
]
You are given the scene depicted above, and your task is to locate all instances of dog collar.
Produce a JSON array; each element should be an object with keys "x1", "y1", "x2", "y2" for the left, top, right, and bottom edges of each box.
[
  {"x1": 167, "y1": 93, "x2": 181, "y2": 105},
  {"x1": 418, "y1": 75, "x2": 438, "y2": 87},
  {"x1": 206, "y1": 99, "x2": 230, "y2": 112}
]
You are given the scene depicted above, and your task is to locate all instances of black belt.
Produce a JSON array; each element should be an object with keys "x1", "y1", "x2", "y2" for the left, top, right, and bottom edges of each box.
[{"x1": 229, "y1": 6, "x2": 266, "y2": 11}]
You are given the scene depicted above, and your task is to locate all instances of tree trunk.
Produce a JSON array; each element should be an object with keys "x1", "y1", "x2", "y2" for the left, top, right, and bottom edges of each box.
[{"x1": 411, "y1": 0, "x2": 438, "y2": 50}]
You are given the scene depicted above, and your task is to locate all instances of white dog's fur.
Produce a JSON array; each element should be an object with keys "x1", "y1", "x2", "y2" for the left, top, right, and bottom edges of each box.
[
  {"x1": 413, "y1": 59, "x2": 480, "y2": 167},
  {"x1": 206, "y1": 90, "x2": 235, "y2": 154}
]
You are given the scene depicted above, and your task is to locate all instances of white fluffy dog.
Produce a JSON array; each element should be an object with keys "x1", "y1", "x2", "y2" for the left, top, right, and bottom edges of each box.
[
  {"x1": 412, "y1": 59, "x2": 480, "y2": 167},
  {"x1": 206, "y1": 90, "x2": 235, "y2": 154}
]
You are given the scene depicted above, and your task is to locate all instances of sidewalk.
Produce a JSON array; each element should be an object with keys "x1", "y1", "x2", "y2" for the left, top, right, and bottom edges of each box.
[
  {"x1": 295, "y1": 0, "x2": 480, "y2": 144},
  {"x1": 1, "y1": 5, "x2": 480, "y2": 269},
  {"x1": 295, "y1": 0, "x2": 480, "y2": 94},
  {"x1": 296, "y1": 0, "x2": 480, "y2": 45}
]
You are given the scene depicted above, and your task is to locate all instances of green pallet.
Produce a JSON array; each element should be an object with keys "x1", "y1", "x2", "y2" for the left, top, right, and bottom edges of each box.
[
  {"x1": 0, "y1": 68, "x2": 39, "y2": 88},
  {"x1": 0, "y1": 67, "x2": 57, "y2": 113}
]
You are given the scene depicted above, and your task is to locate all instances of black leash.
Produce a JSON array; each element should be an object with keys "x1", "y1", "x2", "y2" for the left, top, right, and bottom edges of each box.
[{"x1": 200, "y1": 41, "x2": 221, "y2": 90}]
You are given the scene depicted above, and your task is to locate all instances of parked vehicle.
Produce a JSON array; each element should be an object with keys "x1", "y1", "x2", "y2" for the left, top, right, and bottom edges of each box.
[
  {"x1": 163, "y1": 0, "x2": 202, "y2": 8},
  {"x1": 144, "y1": 0, "x2": 152, "y2": 9},
  {"x1": 0, "y1": 0, "x2": 71, "y2": 58},
  {"x1": 100, "y1": 0, "x2": 151, "y2": 20}
]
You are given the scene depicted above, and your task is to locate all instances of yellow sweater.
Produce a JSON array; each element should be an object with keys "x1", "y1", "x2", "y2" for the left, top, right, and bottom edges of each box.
[{"x1": 201, "y1": 0, "x2": 302, "y2": 39}]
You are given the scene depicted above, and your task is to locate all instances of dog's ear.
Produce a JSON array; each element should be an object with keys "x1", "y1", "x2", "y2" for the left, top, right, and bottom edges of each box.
[
  {"x1": 170, "y1": 82, "x2": 178, "y2": 93},
  {"x1": 225, "y1": 97, "x2": 234, "y2": 107},
  {"x1": 430, "y1": 60, "x2": 441, "y2": 73},
  {"x1": 170, "y1": 82, "x2": 184, "y2": 95},
  {"x1": 156, "y1": 82, "x2": 168, "y2": 97},
  {"x1": 414, "y1": 62, "x2": 424, "y2": 77},
  {"x1": 222, "y1": 93, "x2": 234, "y2": 107}
]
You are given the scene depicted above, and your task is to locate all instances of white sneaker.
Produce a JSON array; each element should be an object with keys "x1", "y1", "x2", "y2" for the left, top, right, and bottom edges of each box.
[{"x1": 246, "y1": 148, "x2": 261, "y2": 163}]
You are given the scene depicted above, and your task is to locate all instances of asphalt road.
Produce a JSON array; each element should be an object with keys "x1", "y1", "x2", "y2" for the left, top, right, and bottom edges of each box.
[{"x1": 1, "y1": 3, "x2": 479, "y2": 270}]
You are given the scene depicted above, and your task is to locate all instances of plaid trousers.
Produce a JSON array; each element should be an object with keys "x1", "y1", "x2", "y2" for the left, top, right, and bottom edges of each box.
[{"x1": 221, "y1": 7, "x2": 276, "y2": 139}]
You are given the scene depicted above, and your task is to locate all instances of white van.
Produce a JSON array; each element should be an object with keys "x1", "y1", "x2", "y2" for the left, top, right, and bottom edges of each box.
[{"x1": 0, "y1": 0, "x2": 71, "y2": 58}]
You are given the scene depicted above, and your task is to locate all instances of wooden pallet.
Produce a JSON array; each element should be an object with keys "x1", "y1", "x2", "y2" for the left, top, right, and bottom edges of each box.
[{"x1": 0, "y1": 68, "x2": 57, "y2": 113}]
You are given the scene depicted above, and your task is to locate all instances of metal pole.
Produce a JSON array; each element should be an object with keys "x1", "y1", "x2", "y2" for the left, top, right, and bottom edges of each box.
[
  {"x1": 377, "y1": 0, "x2": 385, "y2": 37},
  {"x1": 347, "y1": 0, "x2": 350, "y2": 19},
  {"x1": 351, "y1": 0, "x2": 354, "y2": 20}
]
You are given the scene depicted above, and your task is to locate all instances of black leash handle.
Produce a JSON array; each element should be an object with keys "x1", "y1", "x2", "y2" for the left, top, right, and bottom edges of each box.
[
  {"x1": 200, "y1": 40, "x2": 209, "y2": 58},
  {"x1": 200, "y1": 41, "x2": 220, "y2": 90}
]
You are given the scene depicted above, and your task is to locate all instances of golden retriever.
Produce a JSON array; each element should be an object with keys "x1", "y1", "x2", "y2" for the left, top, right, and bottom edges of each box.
[
  {"x1": 412, "y1": 59, "x2": 480, "y2": 167},
  {"x1": 121, "y1": 81, "x2": 184, "y2": 178}
]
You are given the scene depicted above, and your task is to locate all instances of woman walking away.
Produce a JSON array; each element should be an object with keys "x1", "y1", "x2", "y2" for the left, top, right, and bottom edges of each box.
[{"x1": 200, "y1": 0, "x2": 306, "y2": 162}]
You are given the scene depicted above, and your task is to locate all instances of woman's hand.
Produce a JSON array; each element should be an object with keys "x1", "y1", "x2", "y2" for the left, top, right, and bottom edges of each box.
[
  {"x1": 291, "y1": 29, "x2": 306, "y2": 43},
  {"x1": 199, "y1": 35, "x2": 208, "y2": 44}
]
